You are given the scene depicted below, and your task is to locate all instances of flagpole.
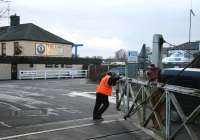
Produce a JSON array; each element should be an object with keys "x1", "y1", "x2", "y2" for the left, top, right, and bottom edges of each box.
[{"x1": 188, "y1": 0, "x2": 193, "y2": 58}]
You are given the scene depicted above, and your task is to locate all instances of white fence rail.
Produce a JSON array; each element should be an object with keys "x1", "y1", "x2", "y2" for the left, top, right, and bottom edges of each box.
[{"x1": 18, "y1": 70, "x2": 88, "y2": 80}]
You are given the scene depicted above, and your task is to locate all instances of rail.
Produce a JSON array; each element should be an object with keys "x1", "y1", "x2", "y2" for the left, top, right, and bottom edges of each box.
[
  {"x1": 18, "y1": 70, "x2": 88, "y2": 80},
  {"x1": 116, "y1": 78, "x2": 200, "y2": 140}
]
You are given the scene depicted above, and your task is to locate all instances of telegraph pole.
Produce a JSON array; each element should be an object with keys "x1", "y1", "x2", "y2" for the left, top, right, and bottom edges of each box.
[{"x1": 0, "y1": 0, "x2": 11, "y2": 25}]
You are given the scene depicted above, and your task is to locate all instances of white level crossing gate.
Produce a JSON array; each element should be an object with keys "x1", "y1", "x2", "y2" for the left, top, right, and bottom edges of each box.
[
  {"x1": 18, "y1": 70, "x2": 88, "y2": 80},
  {"x1": 116, "y1": 78, "x2": 200, "y2": 140}
]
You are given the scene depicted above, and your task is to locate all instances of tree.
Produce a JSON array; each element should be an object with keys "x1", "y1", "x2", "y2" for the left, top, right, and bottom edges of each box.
[
  {"x1": 92, "y1": 56, "x2": 103, "y2": 59},
  {"x1": 115, "y1": 49, "x2": 127, "y2": 61}
]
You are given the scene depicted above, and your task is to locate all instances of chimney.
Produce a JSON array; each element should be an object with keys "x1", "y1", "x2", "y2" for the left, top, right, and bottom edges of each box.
[{"x1": 10, "y1": 14, "x2": 20, "y2": 26}]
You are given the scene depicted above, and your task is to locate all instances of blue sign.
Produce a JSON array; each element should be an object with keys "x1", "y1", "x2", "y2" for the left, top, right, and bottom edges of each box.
[{"x1": 128, "y1": 51, "x2": 138, "y2": 63}]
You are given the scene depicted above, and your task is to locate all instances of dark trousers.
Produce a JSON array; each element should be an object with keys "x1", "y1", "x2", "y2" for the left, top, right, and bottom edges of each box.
[{"x1": 93, "y1": 93, "x2": 109, "y2": 119}]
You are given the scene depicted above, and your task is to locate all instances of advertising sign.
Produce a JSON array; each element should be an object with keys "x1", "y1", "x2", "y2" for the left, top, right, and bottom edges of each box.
[
  {"x1": 36, "y1": 43, "x2": 64, "y2": 56},
  {"x1": 46, "y1": 44, "x2": 64, "y2": 56}
]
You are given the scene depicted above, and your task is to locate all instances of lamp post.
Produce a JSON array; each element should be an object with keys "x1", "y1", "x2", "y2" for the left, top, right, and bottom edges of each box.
[{"x1": 73, "y1": 44, "x2": 83, "y2": 58}]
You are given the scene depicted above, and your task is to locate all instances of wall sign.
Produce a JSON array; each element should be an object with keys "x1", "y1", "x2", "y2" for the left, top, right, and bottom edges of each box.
[
  {"x1": 46, "y1": 44, "x2": 64, "y2": 56},
  {"x1": 128, "y1": 51, "x2": 138, "y2": 63},
  {"x1": 36, "y1": 44, "x2": 46, "y2": 55},
  {"x1": 35, "y1": 43, "x2": 64, "y2": 56}
]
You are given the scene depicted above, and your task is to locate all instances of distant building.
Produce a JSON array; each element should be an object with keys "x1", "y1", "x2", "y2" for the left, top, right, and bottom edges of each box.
[{"x1": 0, "y1": 15, "x2": 80, "y2": 80}]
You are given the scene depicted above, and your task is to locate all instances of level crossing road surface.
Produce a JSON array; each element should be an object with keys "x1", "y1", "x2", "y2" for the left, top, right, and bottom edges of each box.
[{"x1": 0, "y1": 79, "x2": 153, "y2": 140}]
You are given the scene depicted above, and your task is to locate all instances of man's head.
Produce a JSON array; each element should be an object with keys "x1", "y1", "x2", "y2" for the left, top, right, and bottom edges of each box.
[
  {"x1": 148, "y1": 64, "x2": 156, "y2": 69},
  {"x1": 106, "y1": 71, "x2": 112, "y2": 76}
]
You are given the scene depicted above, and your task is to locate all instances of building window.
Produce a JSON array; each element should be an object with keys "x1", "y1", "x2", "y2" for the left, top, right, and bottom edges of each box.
[
  {"x1": 1, "y1": 43, "x2": 6, "y2": 56},
  {"x1": 45, "y1": 64, "x2": 53, "y2": 68},
  {"x1": 14, "y1": 42, "x2": 22, "y2": 55}
]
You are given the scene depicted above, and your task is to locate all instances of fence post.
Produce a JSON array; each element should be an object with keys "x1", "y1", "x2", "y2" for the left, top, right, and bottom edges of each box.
[
  {"x1": 141, "y1": 85, "x2": 146, "y2": 125},
  {"x1": 45, "y1": 71, "x2": 47, "y2": 80},
  {"x1": 32, "y1": 71, "x2": 34, "y2": 80},
  {"x1": 127, "y1": 79, "x2": 132, "y2": 111},
  {"x1": 58, "y1": 70, "x2": 60, "y2": 79}
]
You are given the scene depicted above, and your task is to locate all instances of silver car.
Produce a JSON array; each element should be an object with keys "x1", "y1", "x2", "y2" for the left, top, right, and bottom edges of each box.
[{"x1": 162, "y1": 50, "x2": 194, "y2": 64}]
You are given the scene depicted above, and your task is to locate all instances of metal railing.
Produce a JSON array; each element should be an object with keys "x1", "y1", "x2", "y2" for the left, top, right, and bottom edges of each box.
[
  {"x1": 116, "y1": 78, "x2": 200, "y2": 140},
  {"x1": 18, "y1": 70, "x2": 88, "y2": 80}
]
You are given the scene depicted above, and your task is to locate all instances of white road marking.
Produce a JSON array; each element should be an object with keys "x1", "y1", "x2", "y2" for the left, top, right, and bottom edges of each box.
[
  {"x1": 66, "y1": 92, "x2": 116, "y2": 104},
  {"x1": 56, "y1": 107, "x2": 82, "y2": 114},
  {"x1": 0, "y1": 118, "x2": 124, "y2": 140},
  {"x1": 23, "y1": 114, "x2": 121, "y2": 128},
  {"x1": 0, "y1": 102, "x2": 21, "y2": 112},
  {"x1": 0, "y1": 94, "x2": 49, "y2": 106},
  {"x1": 0, "y1": 122, "x2": 11, "y2": 128}
]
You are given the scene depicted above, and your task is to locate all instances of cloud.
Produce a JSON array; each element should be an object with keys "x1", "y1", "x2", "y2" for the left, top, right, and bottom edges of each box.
[
  {"x1": 47, "y1": 28, "x2": 127, "y2": 58},
  {"x1": 85, "y1": 37, "x2": 125, "y2": 50},
  {"x1": 2, "y1": 0, "x2": 200, "y2": 59},
  {"x1": 82, "y1": 37, "x2": 126, "y2": 58},
  {"x1": 56, "y1": 31, "x2": 127, "y2": 58}
]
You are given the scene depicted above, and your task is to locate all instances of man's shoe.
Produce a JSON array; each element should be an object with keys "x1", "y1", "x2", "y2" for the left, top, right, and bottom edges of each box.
[{"x1": 93, "y1": 117, "x2": 104, "y2": 121}]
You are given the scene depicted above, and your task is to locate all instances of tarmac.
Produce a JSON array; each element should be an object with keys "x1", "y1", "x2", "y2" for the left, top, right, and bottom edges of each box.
[{"x1": 0, "y1": 79, "x2": 154, "y2": 140}]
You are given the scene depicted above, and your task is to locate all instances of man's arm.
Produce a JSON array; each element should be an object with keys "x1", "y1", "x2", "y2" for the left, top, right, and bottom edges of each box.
[
  {"x1": 108, "y1": 77, "x2": 112, "y2": 86},
  {"x1": 108, "y1": 76, "x2": 120, "y2": 86}
]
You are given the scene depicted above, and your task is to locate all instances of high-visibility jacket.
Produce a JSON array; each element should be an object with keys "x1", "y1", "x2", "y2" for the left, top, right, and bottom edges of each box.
[{"x1": 96, "y1": 75, "x2": 112, "y2": 96}]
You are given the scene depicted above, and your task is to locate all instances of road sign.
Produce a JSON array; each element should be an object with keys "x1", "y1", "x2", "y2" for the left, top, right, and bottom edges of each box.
[{"x1": 128, "y1": 51, "x2": 138, "y2": 63}]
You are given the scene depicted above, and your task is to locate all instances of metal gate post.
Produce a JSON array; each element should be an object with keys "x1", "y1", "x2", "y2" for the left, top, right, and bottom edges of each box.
[
  {"x1": 166, "y1": 91, "x2": 171, "y2": 140},
  {"x1": 141, "y1": 85, "x2": 146, "y2": 125},
  {"x1": 127, "y1": 79, "x2": 132, "y2": 111}
]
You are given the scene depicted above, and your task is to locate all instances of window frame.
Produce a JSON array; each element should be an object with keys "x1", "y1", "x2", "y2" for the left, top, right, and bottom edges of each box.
[{"x1": 1, "y1": 43, "x2": 6, "y2": 56}]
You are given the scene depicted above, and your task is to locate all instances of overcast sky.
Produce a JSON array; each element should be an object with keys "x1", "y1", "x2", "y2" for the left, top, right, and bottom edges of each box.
[{"x1": 1, "y1": 0, "x2": 200, "y2": 58}]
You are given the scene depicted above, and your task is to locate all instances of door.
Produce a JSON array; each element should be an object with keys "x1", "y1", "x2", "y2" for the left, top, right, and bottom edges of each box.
[{"x1": 11, "y1": 64, "x2": 18, "y2": 80}]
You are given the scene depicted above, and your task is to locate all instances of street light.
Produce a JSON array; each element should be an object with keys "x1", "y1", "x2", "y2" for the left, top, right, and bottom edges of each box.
[{"x1": 73, "y1": 44, "x2": 83, "y2": 57}]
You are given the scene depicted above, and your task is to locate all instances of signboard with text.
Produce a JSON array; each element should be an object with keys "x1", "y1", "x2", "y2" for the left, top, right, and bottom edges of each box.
[
  {"x1": 35, "y1": 43, "x2": 64, "y2": 56},
  {"x1": 46, "y1": 44, "x2": 64, "y2": 56},
  {"x1": 128, "y1": 51, "x2": 138, "y2": 63}
]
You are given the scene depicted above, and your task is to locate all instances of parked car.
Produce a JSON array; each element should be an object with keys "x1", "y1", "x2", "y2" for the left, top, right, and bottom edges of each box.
[
  {"x1": 162, "y1": 50, "x2": 193, "y2": 64},
  {"x1": 109, "y1": 67, "x2": 126, "y2": 76}
]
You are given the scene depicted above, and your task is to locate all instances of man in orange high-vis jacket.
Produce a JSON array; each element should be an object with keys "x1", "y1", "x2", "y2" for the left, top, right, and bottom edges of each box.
[{"x1": 93, "y1": 72, "x2": 114, "y2": 120}]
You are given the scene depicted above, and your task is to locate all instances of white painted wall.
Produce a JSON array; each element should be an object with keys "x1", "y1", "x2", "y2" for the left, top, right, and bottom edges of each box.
[
  {"x1": 0, "y1": 64, "x2": 11, "y2": 80},
  {"x1": 0, "y1": 41, "x2": 72, "y2": 57}
]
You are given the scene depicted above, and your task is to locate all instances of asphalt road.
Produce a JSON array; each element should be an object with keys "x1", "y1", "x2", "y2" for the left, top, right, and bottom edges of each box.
[{"x1": 0, "y1": 79, "x2": 153, "y2": 140}]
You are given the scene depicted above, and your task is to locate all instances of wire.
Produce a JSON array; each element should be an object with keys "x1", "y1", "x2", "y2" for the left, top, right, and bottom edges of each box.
[
  {"x1": 164, "y1": 40, "x2": 195, "y2": 59},
  {"x1": 0, "y1": 9, "x2": 8, "y2": 17},
  {"x1": 164, "y1": 40, "x2": 177, "y2": 47}
]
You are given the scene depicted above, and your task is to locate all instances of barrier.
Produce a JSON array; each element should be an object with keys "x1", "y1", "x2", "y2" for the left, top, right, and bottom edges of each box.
[
  {"x1": 116, "y1": 78, "x2": 200, "y2": 140},
  {"x1": 18, "y1": 70, "x2": 88, "y2": 80}
]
